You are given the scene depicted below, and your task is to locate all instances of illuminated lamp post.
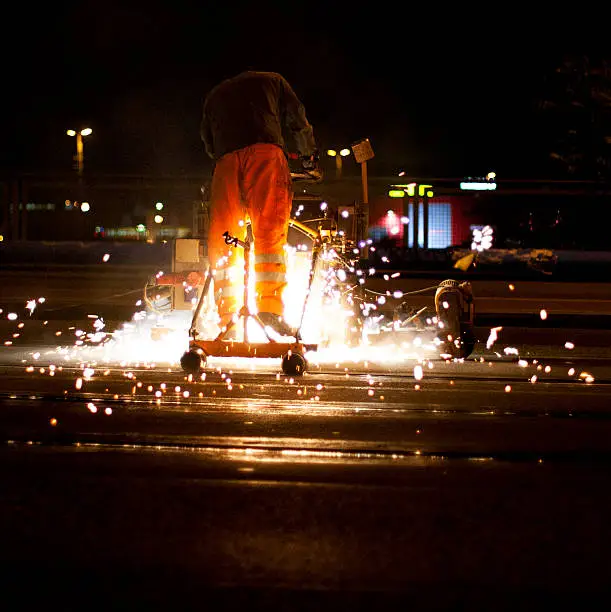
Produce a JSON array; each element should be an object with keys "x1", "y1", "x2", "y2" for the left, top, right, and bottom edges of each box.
[
  {"x1": 66, "y1": 128, "x2": 92, "y2": 175},
  {"x1": 326, "y1": 148, "x2": 351, "y2": 179}
]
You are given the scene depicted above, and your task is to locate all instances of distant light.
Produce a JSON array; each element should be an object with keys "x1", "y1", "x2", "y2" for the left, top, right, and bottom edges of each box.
[
  {"x1": 398, "y1": 171, "x2": 406, "y2": 177},
  {"x1": 388, "y1": 189, "x2": 405, "y2": 198},
  {"x1": 136, "y1": 224, "x2": 146, "y2": 232},
  {"x1": 80, "y1": 202, "x2": 90, "y2": 212},
  {"x1": 66, "y1": 130, "x2": 76, "y2": 137},
  {"x1": 487, "y1": 171, "x2": 496, "y2": 180},
  {"x1": 400, "y1": 216, "x2": 409, "y2": 224},
  {"x1": 155, "y1": 202, "x2": 164, "y2": 210},
  {"x1": 80, "y1": 128, "x2": 92, "y2": 136},
  {"x1": 320, "y1": 202, "x2": 328, "y2": 211},
  {"x1": 154, "y1": 214, "x2": 164, "y2": 224},
  {"x1": 461, "y1": 181, "x2": 497, "y2": 191},
  {"x1": 327, "y1": 149, "x2": 337, "y2": 157},
  {"x1": 0, "y1": 235, "x2": 3, "y2": 242},
  {"x1": 341, "y1": 210, "x2": 350, "y2": 218},
  {"x1": 339, "y1": 148, "x2": 350, "y2": 157},
  {"x1": 471, "y1": 225, "x2": 494, "y2": 251}
]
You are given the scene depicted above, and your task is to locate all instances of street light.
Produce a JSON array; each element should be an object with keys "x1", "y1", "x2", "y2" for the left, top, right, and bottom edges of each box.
[
  {"x1": 326, "y1": 148, "x2": 351, "y2": 179},
  {"x1": 66, "y1": 128, "x2": 93, "y2": 175}
]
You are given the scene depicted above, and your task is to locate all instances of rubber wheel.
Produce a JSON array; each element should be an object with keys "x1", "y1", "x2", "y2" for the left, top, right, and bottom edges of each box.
[
  {"x1": 180, "y1": 350, "x2": 203, "y2": 374},
  {"x1": 458, "y1": 326, "x2": 476, "y2": 359},
  {"x1": 282, "y1": 352, "x2": 307, "y2": 376}
]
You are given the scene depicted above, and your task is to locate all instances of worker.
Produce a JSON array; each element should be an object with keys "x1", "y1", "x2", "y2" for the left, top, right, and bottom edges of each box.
[{"x1": 201, "y1": 70, "x2": 317, "y2": 337}]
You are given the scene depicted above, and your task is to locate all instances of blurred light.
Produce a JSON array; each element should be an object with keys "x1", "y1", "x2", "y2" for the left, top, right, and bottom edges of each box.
[
  {"x1": 400, "y1": 216, "x2": 409, "y2": 224},
  {"x1": 320, "y1": 202, "x2": 328, "y2": 210},
  {"x1": 461, "y1": 181, "x2": 497, "y2": 191},
  {"x1": 136, "y1": 224, "x2": 146, "y2": 232},
  {"x1": 339, "y1": 148, "x2": 350, "y2": 157},
  {"x1": 327, "y1": 149, "x2": 337, "y2": 157},
  {"x1": 80, "y1": 202, "x2": 90, "y2": 212},
  {"x1": 0, "y1": 235, "x2": 3, "y2": 242},
  {"x1": 155, "y1": 202, "x2": 164, "y2": 210},
  {"x1": 487, "y1": 171, "x2": 496, "y2": 180},
  {"x1": 80, "y1": 128, "x2": 92, "y2": 136},
  {"x1": 66, "y1": 130, "x2": 76, "y2": 137},
  {"x1": 398, "y1": 170, "x2": 406, "y2": 176},
  {"x1": 154, "y1": 215, "x2": 164, "y2": 224},
  {"x1": 471, "y1": 224, "x2": 494, "y2": 251},
  {"x1": 388, "y1": 190, "x2": 405, "y2": 198},
  {"x1": 341, "y1": 210, "x2": 350, "y2": 218}
]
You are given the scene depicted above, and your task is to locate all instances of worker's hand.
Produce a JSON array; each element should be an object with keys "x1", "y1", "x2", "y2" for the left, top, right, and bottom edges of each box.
[{"x1": 301, "y1": 151, "x2": 322, "y2": 181}]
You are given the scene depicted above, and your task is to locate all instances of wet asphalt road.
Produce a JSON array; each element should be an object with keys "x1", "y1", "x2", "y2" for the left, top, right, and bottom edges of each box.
[
  {"x1": 2, "y1": 343, "x2": 611, "y2": 610},
  {"x1": 3, "y1": 249, "x2": 611, "y2": 608}
]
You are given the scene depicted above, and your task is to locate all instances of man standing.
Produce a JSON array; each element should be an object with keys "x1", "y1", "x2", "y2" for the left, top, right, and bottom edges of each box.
[{"x1": 201, "y1": 70, "x2": 317, "y2": 337}]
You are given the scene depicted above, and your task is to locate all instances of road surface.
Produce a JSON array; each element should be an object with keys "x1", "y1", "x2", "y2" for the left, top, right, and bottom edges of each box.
[
  {"x1": 2, "y1": 252, "x2": 611, "y2": 608},
  {"x1": 2, "y1": 331, "x2": 611, "y2": 609}
]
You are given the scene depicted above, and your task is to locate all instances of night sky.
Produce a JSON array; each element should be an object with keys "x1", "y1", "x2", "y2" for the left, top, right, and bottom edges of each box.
[{"x1": 0, "y1": 2, "x2": 589, "y2": 179}]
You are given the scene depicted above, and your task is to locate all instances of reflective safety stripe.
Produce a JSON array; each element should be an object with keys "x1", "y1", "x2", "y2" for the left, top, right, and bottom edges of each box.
[
  {"x1": 256, "y1": 271, "x2": 286, "y2": 283},
  {"x1": 216, "y1": 284, "x2": 243, "y2": 298},
  {"x1": 215, "y1": 265, "x2": 244, "y2": 283},
  {"x1": 254, "y1": 253, "x2": 286, "y2": 264}
]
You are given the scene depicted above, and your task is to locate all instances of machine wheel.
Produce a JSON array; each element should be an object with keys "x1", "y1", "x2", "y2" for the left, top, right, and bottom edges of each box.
[
  {"x1": 436, "y1": 292, "x2": 462, "y2": 348},
  {"x1": 459, "y1": 325, "x2": 476, "y2": 359},
  {"x1": 180, "y1": 350, "x2": 204, "y2": 374},
  {"x1": 282, "y1": 352, "x2": 307, "y2": 376}
]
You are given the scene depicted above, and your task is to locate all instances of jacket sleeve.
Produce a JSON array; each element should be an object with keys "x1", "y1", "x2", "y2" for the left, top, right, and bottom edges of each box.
[
  {"x1": 280, "y1": 77, "x2": 316, "y2": 157},
  {"x1": 200, "y1": 100, "x2": 215, "y2": 159}
]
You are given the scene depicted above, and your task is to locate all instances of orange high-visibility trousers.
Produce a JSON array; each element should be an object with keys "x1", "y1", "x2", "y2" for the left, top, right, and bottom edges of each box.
[{"x1": 208, "y1": 143, "x2": 292, "y2": 326}]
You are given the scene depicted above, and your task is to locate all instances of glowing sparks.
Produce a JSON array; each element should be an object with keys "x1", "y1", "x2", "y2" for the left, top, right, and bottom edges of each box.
[{"x1": 486, "y1": 326, "x2": 502, "y2": 349}]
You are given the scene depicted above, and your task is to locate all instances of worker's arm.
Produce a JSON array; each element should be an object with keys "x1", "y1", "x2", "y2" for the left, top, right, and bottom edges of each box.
[
  {"x1": 280, "y1": 77, "x2": 316, "y2": 157},
  {"x1": 200, "y1": 100, "x2": 215, "y2": 159}
]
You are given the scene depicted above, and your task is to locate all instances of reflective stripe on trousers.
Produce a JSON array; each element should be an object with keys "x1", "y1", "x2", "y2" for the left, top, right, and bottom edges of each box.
[{"x1": 208, "y1": 143, "x2": 292, "y2": 319}]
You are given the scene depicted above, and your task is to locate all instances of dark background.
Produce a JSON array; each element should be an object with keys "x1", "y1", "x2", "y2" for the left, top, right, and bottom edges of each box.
[{"x1": 0, "y1": 2, "x2": 603, "y2": 179}]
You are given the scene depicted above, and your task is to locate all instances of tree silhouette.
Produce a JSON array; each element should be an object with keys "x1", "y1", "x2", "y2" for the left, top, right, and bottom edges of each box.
[{"x1": 539, "y1": 55, "x2": 611, "y2": 179}]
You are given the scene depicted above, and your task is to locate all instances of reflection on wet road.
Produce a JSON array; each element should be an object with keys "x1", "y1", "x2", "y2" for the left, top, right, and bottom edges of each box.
[{"x1": 2, "y1": 344, "x2": 611, "y2": 608}]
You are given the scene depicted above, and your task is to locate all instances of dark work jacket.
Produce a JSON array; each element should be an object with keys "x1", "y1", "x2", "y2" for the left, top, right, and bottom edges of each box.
[{"x1": 201, "y1": 71, "x2": 316, "y2": 160}]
